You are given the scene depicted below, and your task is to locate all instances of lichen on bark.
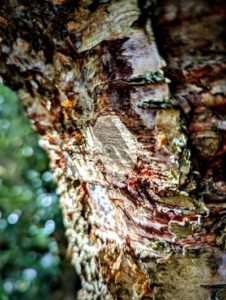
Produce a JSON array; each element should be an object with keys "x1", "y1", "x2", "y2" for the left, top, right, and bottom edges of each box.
[{"x1": 0, "y1": 0, "x2": 225, "y2": 299}]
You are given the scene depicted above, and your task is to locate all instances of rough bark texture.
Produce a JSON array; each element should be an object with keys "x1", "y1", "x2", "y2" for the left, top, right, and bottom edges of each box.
[{"x1": 0, "y1": 0, "x2": 226, "y2": 299}]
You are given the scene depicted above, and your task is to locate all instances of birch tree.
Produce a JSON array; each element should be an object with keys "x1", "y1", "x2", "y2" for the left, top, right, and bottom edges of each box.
[{"x1": 0, "y1": 0, "x2": 225, "y2": 299}]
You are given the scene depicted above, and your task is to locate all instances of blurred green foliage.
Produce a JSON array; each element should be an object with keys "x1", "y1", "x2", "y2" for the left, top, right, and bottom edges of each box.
[{"x1": 0, "y1": 85, "x2": 78, "y2": 300}]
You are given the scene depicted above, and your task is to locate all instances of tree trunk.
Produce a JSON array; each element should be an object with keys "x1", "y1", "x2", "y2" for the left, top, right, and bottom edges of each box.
[{"x1": 0, "y1": 0, "x2": 226, "y2": 299}]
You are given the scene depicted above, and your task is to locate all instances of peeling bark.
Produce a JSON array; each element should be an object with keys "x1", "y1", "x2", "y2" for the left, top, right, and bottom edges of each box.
[{"x1": 0, "y1": 0, "x2": 225, "y2": 299}]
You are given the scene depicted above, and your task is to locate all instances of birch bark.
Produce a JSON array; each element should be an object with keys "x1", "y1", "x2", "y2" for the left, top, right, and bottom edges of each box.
[{"x1": 0, "y1": 0, "x2": 225, "y2": 299}]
